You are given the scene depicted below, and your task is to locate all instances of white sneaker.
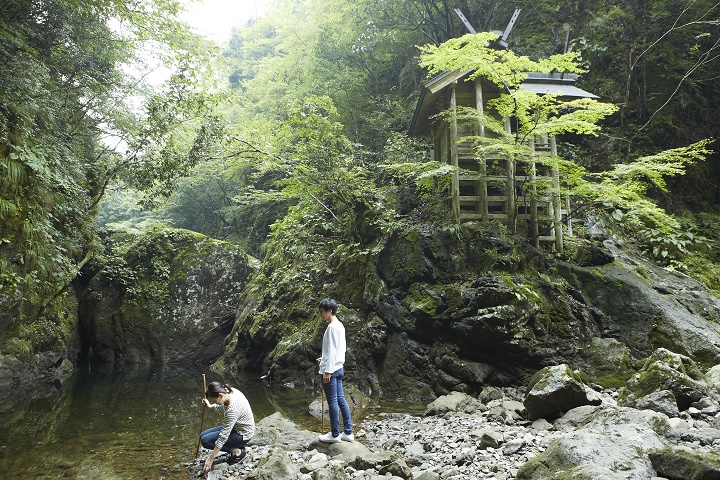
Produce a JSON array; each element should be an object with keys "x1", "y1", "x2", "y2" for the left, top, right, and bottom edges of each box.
[
  {"x1": 340, "y1": 433, "x2": 354, "y2": 442},
  {"x1": 318, "y1": 432, "x2": 341, "y2": 443}
]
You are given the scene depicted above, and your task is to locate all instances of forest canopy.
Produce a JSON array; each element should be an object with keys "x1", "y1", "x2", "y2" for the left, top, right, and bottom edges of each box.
[{"x1": 2, "y1": 0, "x2": 719, "y2": 336}]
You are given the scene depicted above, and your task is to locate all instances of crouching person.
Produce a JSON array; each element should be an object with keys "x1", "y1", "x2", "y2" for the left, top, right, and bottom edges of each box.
[{"x1": 200, "y1": 382, "x2": 254, "y2": 475}]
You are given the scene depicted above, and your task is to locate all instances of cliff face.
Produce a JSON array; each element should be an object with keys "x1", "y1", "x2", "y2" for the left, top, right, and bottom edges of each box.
[
  {"x1": 216, "y1": 223, "x2": 720, "y2": 401},
  {"x1": 78, "y1": 228, "x2": 258, "y2": 367},
  {"x1": 0, "y1": 227, "x2": 258, "y2": 404}
]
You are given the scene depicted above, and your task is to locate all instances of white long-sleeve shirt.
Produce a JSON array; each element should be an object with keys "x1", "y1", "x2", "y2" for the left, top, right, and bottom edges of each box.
[
  {"x1": 210, "y1": 388, "x2": 254, "y2": 450},
  {"x1": 318, "y1": 319, "x2": 346, "y2": 374}
]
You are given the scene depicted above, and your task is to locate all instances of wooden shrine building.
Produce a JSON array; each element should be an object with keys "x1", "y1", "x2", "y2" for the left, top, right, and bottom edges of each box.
[{"x1": 409, "y1": 70, "x2": 598, "y2": 252}]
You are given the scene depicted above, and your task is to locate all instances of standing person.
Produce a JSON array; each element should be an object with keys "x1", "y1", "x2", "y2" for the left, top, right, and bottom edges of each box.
[
  {"x1": 199, "y1": 382, "x2": 255, "y2": 475},
  {"x1": 316, "y1": 298, "x2": 354, "y2": 443}
]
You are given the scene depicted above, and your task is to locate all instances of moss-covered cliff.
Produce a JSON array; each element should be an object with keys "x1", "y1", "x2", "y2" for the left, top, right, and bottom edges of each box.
[
  {"x1": 78, "y1": 227, "x2": 258, "y2": 366},
  {"x1": 215, "y1": 222, "x2": 720, "y2": 401}
]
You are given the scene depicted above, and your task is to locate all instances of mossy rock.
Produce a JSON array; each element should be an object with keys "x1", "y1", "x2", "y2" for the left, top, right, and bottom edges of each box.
[
  {"x1": 649, "y1": 446, "x2": 720, "y2": 480},
  {"x1": 80, "y1": 227, "x2": 257, "y2": 366},
  {"x1": 524, "y1": 364, "x2": 600, "y2": 421},
  {"x1": 377, "y1": 228, "x2": 432, "y2": 288},
  {"x1": 618, "y1": 348, "x2": 710, "y2": 410},
  {"x1": 577, "y1": 337, "x2": 636, "y2": 389}
]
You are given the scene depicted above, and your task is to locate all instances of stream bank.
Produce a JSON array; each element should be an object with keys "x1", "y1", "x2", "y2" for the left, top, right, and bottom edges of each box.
[{"x1": 192, "y1": 382, "x2": 720, "y2": 480}]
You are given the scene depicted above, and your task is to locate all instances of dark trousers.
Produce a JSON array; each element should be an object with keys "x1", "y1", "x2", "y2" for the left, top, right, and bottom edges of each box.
[{"x1": 199, "y1": 425, "x2": 247, "y2": 452}]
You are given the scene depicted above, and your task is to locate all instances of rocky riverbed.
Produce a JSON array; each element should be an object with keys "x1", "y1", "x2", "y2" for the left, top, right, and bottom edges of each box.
[{"x1": 188, "y1": 357, "x2": 720, "y2": 480}]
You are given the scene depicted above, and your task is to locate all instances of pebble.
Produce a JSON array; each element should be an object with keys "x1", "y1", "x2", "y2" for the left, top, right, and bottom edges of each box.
[{"x1": 188, "y1": 385, "x2": 720, "y2": 479}]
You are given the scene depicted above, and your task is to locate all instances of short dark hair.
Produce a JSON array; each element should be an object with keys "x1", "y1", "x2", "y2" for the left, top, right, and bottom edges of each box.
[{"x1": 319, "y1": 298, "x2": 338, "y2": 315}]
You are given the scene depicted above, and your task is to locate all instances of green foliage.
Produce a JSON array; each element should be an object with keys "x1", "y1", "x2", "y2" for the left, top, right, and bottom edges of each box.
[
  {"x1": 419, "y1": 33, "x2": 619, "y2": 147},
  {"x1": 417, "y1": 28, "x2": 714, "y2": 265},
  {"x1": 420, "y1": 32, "x2": 585, "y2": 90},
  {"x1": 568, "y1": 140, "x2": 713, "y2": 264},
  {"x1": 0, "y1": 0, "x2": 221, "y2": 332}
]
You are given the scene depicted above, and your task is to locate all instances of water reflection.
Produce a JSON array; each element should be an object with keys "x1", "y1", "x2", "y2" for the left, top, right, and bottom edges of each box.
[
  {"x1": 0, "y1": 363, "x2": 315, "y2": 479},
  {"x1": 0, "y1": 364, "x2": 425, "y2": 479}
]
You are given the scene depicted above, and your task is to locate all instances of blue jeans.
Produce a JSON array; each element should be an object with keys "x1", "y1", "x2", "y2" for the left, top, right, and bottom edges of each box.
[
  {"x1": 199, "y1": 425, "x2": 247, "y2": 452},
  {"x1": 322, "y1": 368, "x2": 353, "y2": 438}
]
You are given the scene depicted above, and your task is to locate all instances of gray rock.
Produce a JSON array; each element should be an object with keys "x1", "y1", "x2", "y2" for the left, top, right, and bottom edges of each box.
[
  {"x1": 478, "y1": 386, "x2": 505, "y2": 403},
  {"x1": 502, "y1": 399, "x2": 526, "y2": 416},
  {"x1": 678, "y1": 427, "x2": 720, "y2": 446},
  {"x1": 405, "y1": 442, "x2": 425, "y2": 456},
  {"x1": 517, "y1": 406, "x2": 669, "y2": 480},
  {"x1": 452, "y1": 446, "x2": 476, "y2": 465},
  {"x1": 633, "y1": 390, "x2": 680, "y2": 417},
  {"x1": 251, "y1": 412, "x2": 317, "y2": 449},
  {"x1": 553, "y1": 405, "x2": 600, "y2": 431},
  {"x1": 424, "y1": 391, "x2": 483, "y2": 416},
  {"x1": 707, "y1": 365, "x2": 720, "y2": 392},
  {"x1": 502, "y1": 438, "x2": 525, "y2": 455},
  {"x1": 692, "y1": 397, "x2": 719, "y2": 410},
  {"x1": 246, "y1": 447, "x2": 299, "y2": 480},
  {"x1": 524, "y1": 364, "x2": 602, "y2": 420},
  {"x1": 206, "y1": 470, "x2": 225, "y2": 480},
  {"x1": 310, "y1": 438, "x2": 371, "y2": 460},
  {"x1": 311, "y1": 464, "x2": 346, "y2": 480},
  {"x1": 531, "y1": 418, "x2": 553, "y2": 431},
  {"x1": 649, "y1": 446, "x2": 720, "y2": 480},
  {"x1": 351, "y1": 451, "x2": 399, "y2": 470},
  {"x1": 471, "y1": 426, "x2": 503, "y2": 448},
  {"x1": 413, "y1": 471, "x2": 440, "y2": 480},
  {"x1": 668, "y1": 417, "x2": 692, "y2": 430},
  {"x1": 619, "y1": 348, "x2": 711, "y2": 411},
  {"x1": 379, "y1": 459, "x2": 413, "y2": 479}
]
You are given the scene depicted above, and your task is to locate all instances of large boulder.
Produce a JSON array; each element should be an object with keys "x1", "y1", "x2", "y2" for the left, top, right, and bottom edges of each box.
[
  {"x1": 524, "y1": 364, "x2": 602, "y2": 420},
  {"x1": 707, "y1": 364, "x2": 720, "y2": 392},
  {"x1": 557, "y1": 243, "x2": 720, "y2": 369},
  {"x1": 424, "y1": 391, "x2": 484, "y2": 416},
  {"x1": 517, "y1": 406, "x2": 672, "y2": 480},
  {"x1": 79, "y1": 228, "x2": 257, "y2": 366},
  {"x1": 249, "y1": 412, "x2": 316, "y2": 450},
  {"x1": 619, "y1": 348, "x2": 711, "y2": 411},
  {"x1": 245, "y1": 447, "x2": 299, "y2": 480},
  {"x1": 649, "y1": 446, "x2": 720, "y2": 480},
  {"x1": 574, "y1": 337, "x2": 636, "y2": 388}
]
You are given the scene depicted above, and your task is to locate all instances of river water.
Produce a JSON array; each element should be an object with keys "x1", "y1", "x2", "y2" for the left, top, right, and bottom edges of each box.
[{"x1": 0, "y1": 363, "x2": 330, "y2": 479}]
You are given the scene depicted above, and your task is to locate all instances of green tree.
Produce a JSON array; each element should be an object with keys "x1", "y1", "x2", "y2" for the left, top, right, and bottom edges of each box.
[
  {"x1": 418, "y1": 30, "x2": 712, "y2": 256},
  {"x1": 0, "y1": 0, "x2": 221, "y2": 332}
]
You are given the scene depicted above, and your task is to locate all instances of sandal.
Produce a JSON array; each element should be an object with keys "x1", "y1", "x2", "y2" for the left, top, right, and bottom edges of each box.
[{"x1": 227, "y1": 448, "x2": 246, "y2": 465}]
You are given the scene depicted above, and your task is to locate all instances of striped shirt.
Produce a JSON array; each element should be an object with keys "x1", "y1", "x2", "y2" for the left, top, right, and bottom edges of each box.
[{"x1": 210, "y1": 388, "x2": 254, "y2": 450}]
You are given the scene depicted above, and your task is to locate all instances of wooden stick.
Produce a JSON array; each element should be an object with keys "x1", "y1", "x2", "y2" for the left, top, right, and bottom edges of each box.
[
  {"x1": 194, "y1": 373, "x2": 207, "y2": 458},
  {"x1": 321, "y1": 384, "x2": 325, "y2": 434}
]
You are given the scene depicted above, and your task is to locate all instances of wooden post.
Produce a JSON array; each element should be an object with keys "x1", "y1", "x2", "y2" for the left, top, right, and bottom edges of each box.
[
  {"x1": 504, "y1": 117, "x2": 515, "y2": 231},
  {"x1": 529, "y1": 138, "x2": 539, "y2": 248},
  {"x1": 449, "y1": 84, "x2": 460, "y2": 223},
  {"x1": 194, "y1": 373, "x2": 208, "y2": 458},
  {"x1": 550, "y1": 136, "x2": 563, "y2": 253},
  {"x1": 566, "y1": 186, "x2": 573, "y2": 237},
  {"x1": 475, "y1": 79, "x2": 488, "y2": 223}
]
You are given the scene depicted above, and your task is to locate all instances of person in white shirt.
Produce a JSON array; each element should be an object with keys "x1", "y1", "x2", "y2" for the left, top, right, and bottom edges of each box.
[
  {"x1": 199, "y1": 382, "x2": 255, "y2": 475},
  {"x1": 316, "y1": 298, "x2": 354, "y2": 443}
]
